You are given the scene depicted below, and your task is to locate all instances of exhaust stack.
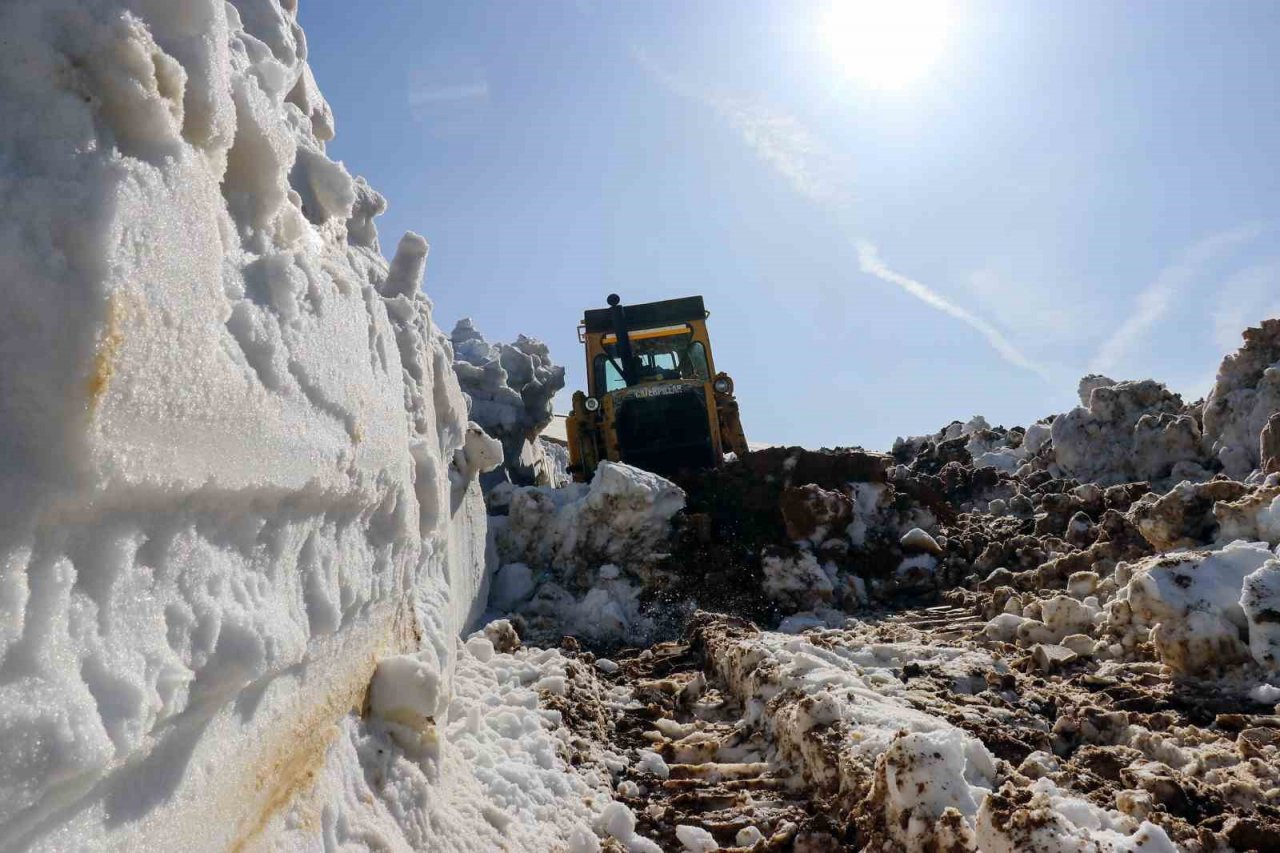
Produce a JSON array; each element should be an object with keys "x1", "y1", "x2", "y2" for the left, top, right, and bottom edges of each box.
[{"x1": 607, "y1": 293, "x2": 637, "y2": 386}]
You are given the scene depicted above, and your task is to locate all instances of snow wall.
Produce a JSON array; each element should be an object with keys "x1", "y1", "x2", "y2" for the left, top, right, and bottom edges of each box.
[{"x1": 0, "y1": 1, "x2": 494, "y2": 849}]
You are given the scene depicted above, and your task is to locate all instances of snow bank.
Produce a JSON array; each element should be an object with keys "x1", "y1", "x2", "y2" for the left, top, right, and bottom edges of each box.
[
  {"x1": 0, "y1": 1, "x2": 497, "y2": 848},
  {"x1": 975, "y1": 778, "x2": 1176, "y2": 853},
  {"x1": 693, "y1": 616, "x2": 1165, "y2": 852},
  {"x1": 451, "y1": 319, "x2": 566, "y2": 488}
]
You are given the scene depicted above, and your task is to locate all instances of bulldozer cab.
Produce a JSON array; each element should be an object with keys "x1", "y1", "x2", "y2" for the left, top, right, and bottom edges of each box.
[{"x1": 567, "y1": 294, "x2": 747, "y2": 481}]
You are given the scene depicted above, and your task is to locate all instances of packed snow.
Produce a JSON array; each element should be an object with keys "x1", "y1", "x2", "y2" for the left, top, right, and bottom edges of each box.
[{"x1": 0, "y1": 1, "x2": 498, "y2": 848}]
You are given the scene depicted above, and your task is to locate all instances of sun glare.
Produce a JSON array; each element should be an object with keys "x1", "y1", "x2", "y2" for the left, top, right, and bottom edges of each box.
[{"x1": 821, "y1": 0, "x2": 955, "y2": 92}]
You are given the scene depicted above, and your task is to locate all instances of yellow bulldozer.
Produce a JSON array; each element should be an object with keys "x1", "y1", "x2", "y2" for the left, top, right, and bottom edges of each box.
[{"x1": 566, "y1": 294, "x2": 748, "y2": 482}]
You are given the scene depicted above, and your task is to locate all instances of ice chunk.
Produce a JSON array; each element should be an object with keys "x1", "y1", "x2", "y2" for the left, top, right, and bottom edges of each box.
[{"x1": 500, "y1": 462, "x2": 684, "y2": 574}]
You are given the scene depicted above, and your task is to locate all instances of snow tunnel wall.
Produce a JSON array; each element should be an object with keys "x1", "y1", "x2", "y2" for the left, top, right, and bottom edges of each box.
[{"x1": 0, "y1": 1, "x2": 491, "y2": 849}]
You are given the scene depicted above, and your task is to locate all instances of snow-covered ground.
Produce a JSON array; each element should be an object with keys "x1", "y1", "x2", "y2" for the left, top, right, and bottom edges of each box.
[{"x1": 260, "y1": 626, "x2": 626, "y2": 852}]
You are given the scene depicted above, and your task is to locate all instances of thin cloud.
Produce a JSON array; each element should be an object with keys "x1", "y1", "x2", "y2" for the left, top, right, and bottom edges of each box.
[
  {"x1": 858, "y1": 242, "x2": 1049, "y2": 377},
  {"x1": 1089, "y1": 224, "x2": 1264, "y2": 375},
  {"x1": 631, "y1": 47, "x2": 850, "y2": 206},
  {"x1": 1210, "y1": 259, "x2": 1280, "y2": 355},
  {"x1": 408, "y1": 82, "x2": 489, "y2": 106},
  {"x1": 407, "y1": 54, "x2": 490, "y2": 135}
]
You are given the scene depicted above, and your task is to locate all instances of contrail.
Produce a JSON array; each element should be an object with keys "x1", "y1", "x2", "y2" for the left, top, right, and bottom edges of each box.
[{"x1": 857, "y1": 242, "x2": 1049, "y2": 377}]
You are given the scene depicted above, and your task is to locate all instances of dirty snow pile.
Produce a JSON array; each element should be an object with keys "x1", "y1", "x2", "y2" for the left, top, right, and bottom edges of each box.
[
  {"x1": 0, "y1": 0, "x2": 523, "y2": 849},
  {"x1": 692, "y1": 615, "x2": 1177, "y2": 852},
  {"x1": 488, "y1": 462, "x2": 686, "y2": 647},
  {"x1": 895, "y1": 320, "x2": 1280, "y2": 491},
  {"x1": 451, "y1": 318, "x2": 566, "y2": 491}
]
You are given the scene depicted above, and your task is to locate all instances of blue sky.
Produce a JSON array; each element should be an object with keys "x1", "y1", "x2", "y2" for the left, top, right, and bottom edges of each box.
[{"x1": 302, "y1": 0, "x2": 1280, "y2": 449}]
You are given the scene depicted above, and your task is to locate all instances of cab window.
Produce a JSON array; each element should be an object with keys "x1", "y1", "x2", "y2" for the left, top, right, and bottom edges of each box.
[
  {"x1": 685, "y1": 342, "x2": 709, "y2": 380},
  {"x1": 593, "y1": 354, "x2": 627, "y2": 393},
  {"x1": 593, "y1": 328, "x2": 710, "y2": 392}
]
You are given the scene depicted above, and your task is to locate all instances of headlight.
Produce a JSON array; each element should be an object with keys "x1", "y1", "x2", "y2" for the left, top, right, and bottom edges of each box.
[
  {"x1": 713, "y1": 376, "x2": 732, "y2": 394},
  {"x1": 584, "y1": 396, "x2": 600, "y2": 412}
]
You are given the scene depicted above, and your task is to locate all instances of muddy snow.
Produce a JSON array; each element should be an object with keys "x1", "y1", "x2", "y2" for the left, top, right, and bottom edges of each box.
[{"x1": 476, "y1": 319, "x2": 1280, "y2": 852}]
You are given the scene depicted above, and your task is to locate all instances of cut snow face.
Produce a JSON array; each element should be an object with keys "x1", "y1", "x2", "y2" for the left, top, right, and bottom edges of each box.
[
  {"x1": 450, "y1": 318, "x2": 567, "y2": 492},
  {"x1": 0, "y1": 1, "x2": 496, "y2": 849}
]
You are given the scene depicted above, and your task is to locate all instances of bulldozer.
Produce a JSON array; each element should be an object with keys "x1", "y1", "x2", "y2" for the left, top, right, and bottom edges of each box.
[{"x1": 566, "y1": 294, "x2": 748, "y2": 481}]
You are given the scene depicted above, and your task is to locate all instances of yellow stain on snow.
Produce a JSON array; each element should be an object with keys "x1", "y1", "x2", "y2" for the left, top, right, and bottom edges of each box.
[{"x1": 87, "y1": 292, "x2": 127, "y2": 413}]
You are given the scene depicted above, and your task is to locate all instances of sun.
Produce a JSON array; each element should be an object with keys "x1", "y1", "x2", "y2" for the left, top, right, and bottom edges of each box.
[{"x1": 820, "y1": 0, "x2": 956, "y2": 92}]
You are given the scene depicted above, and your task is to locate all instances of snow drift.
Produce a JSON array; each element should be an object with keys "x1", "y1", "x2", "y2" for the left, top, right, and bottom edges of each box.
[{"x1": 0, "y1": 1, "x2": 497, "y2": 849}]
